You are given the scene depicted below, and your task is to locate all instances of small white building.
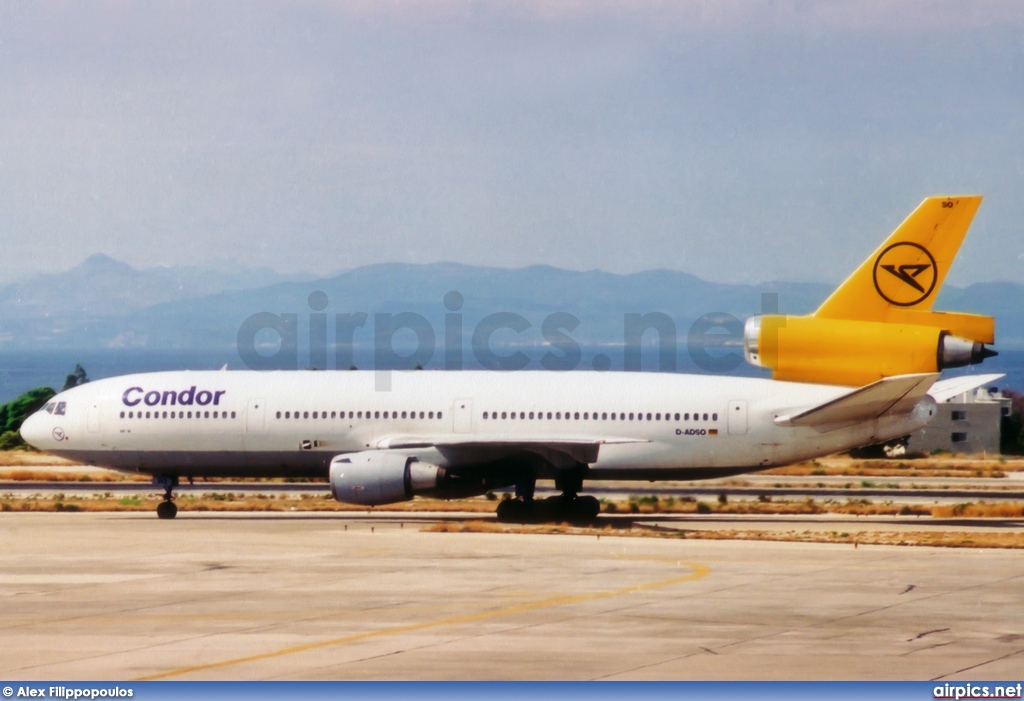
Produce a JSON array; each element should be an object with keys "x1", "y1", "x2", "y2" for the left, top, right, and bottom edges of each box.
[{"x1": 907, "y1": 385, "x2": 1012, "y2": 455}]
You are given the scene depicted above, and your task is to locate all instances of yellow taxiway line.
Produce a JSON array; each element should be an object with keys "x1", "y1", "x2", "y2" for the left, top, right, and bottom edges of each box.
[{"x1": 136, "y1": 559, "x2": 710, "y2": 680}]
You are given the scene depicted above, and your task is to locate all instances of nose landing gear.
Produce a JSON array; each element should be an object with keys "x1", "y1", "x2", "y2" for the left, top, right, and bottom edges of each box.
[{"x1": 153, "y1": 476, "x2": 179, "y2": 519}]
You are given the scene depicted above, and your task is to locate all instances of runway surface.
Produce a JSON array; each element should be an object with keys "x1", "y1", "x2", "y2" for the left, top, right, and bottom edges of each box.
[{"x1": 2, "y1": 512, "x2": 1024, "y2": 681}]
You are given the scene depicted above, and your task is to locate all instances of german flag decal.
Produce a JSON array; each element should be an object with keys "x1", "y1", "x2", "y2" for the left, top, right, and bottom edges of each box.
[{"x1": 708, "y1": 429, "x2": 718, "y2": 436}]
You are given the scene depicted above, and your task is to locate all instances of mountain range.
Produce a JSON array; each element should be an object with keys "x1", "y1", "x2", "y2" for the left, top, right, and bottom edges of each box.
[{"x1": 1, "y1": 255, "x2": 1022, "y2": 362}]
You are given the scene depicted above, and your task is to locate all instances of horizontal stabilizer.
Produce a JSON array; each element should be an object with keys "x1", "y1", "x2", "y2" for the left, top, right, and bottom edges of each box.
[
  {"x1": 928, "y1": 373, "x2": 1005, "y2": 403},
  {"x1": 775, "y1": 373, "x2": 939, "y2": 429}
]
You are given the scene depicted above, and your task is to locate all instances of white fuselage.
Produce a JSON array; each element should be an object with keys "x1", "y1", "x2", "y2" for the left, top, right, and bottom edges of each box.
[{"x1": 19, "y1": 369, "x2": 933, "y2": 484}]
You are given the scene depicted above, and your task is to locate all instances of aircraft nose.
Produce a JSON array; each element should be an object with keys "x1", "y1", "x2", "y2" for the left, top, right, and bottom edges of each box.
[{"x1": 19, "y1": 411, "x2": 48, "y2": 449}]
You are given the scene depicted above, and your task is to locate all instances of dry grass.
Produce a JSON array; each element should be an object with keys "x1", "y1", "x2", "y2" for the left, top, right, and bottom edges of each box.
[
  {"x1": 0, "y1": 469, "x2": 148, "y2": 482},
  {"x1": 931, "y1": 502, "x2": 1024, "y2": 518},
  {"x1": 613, "y1": 494, "x2": 939, "y2": 517},
  {"x1": 424, "y1": 520, "x2": 1024, "y2": 549},
  {"x1": 2, "y1": 492, "x2": 1021, "y2": 523},
  {"x1": 764, "y1": 455, "x2": 1022, "y2": 478},
  {"x1": 0, "y1": 492, "x2": 498, "y2": 514},
  {"x1": 0, "y1": 452, "x2": 81, "y2": 467}
]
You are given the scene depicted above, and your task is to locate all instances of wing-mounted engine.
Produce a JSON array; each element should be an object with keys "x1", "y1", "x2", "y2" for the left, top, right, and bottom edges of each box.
[
  {"x1": 330, "y1": 451, "x2": 444, "y2": 506},
  {"x1": 329, "y1": 450, "x2": 503, "y2": 506}
]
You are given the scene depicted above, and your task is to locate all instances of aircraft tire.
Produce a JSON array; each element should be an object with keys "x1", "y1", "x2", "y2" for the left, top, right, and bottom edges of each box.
[
  {"x1": 573, "y1": 495, "x2": 601, "y2": 521},
  {"x1": 156, "y1": 501, "x2": 178, "y2": 520},
  {"x1": 495, "y1": 498, "x2": 531, "y2": 523}
]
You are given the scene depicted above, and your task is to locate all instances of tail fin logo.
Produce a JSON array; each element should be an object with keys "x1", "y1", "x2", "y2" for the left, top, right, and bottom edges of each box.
[{"x1": 872, "y1": 242, "x2": 937, "y2": 306}]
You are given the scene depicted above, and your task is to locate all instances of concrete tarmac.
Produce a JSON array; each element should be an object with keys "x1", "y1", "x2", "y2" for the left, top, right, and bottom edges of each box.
[{"x1": 1, "y1": 512, "x2": 1023, "y2": 681}]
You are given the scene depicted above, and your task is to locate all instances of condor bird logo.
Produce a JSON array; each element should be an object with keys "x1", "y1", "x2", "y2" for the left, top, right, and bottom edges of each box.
[{"x1": 872, "y1": 242, "x2": 937, "y2": 306}]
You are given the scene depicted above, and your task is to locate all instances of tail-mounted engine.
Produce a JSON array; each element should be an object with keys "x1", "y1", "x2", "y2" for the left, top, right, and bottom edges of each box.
[{"x1": 743, "y1": 313, "x2": 997, "y2": 386}]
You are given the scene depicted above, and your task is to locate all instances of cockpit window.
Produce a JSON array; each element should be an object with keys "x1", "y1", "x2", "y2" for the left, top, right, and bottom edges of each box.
[
  {"x1": 54, "y1": 402, "x2": 67, "y2": 416},
  {"x1": 43, "y1": 403, "x2": 55, "y2": 414}
]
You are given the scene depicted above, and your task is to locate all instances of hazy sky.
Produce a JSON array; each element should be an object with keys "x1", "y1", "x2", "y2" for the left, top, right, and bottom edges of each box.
[{"x1": 1, "y1": 0, "x2": 1022, "y2": 286}]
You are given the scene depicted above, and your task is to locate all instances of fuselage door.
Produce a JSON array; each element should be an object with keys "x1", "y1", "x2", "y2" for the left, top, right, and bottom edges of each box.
[
  {"x1": 246, "y1": 398, "x2": 266, "y2": 433},
  {"x1": 727, "y1": 399, "x2": 748, "y2": 435},
  {"x1": 453, "y1": 398, "x2": 472, "y2": 433}
]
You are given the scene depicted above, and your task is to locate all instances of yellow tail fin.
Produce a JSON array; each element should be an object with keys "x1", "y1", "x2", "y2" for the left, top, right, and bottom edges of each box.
[
  {"x1": 814, "y1": 195, "x2": 982, "y2": 321},
  {"x1": 745, "y1": 195, "x2": 996, "y2": 385}
]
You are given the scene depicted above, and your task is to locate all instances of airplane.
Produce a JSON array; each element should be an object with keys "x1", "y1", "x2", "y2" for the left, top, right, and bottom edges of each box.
[{"x1": 19, "y1": 195, "x2": 1001, "y2": 520}]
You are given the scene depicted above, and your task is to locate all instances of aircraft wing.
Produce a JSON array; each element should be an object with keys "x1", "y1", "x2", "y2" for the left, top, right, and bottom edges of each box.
[
  {"x1": 775, "y1": 373, "x2": 939, "y2": 429},
  {"x1": 377, "y1": 435, "x2": 650, "y2": 465},
  {"x1": 927, "y1": 373, "x2": 1005, "y2": 403}
]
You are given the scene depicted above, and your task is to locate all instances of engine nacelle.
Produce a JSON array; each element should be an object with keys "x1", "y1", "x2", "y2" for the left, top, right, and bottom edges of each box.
[
  {"x1": 744, "y1": 315, "x2": 997, "y2": 386},
  {"x1": 329, "y1": 451, "x2": 444, "y2": 506}
]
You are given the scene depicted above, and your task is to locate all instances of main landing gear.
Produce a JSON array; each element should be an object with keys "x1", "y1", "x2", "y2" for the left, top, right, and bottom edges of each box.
[
  {"x1": 495, "y1": 464, "x2": 601, "y2": 524},
  {"x1": 154, "y1": 476, "x2": 178, "y2": 519}
]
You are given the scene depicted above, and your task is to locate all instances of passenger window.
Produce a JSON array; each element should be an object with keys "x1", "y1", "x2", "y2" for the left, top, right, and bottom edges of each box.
[
  {"x1": 437, "y1": 411, "x2": 442, "y2": 419},
  {"x1": 684, "y1": 413, "x2": 689, "y2": 420},
  {"x1": 602, "y1": 413, "x2": 608, "y2": 420},
  {"x1": 713, "y1": 413, "x2": 718, "y2": 421}
]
